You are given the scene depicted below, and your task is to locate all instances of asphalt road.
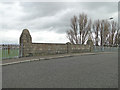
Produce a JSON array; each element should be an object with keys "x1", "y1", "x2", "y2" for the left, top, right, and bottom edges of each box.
[{"x1": 2, "y1": 53, "x2": 118, "y2": 88}]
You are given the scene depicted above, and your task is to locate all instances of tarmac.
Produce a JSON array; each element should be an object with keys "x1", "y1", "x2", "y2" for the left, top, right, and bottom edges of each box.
[{"x1": 2, "y1": 52, "x2": 118, "y2": 88}]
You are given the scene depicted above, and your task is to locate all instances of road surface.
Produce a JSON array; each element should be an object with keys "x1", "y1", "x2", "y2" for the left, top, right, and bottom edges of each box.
[{"x1": 2, "y1": 53, "x2": 118, "y2": 88}]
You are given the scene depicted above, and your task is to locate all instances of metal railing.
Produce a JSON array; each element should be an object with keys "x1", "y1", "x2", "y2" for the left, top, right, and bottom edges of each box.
[
  {"x1": 1, "y1": 44, "x2": 19, "y2": 60},
  {"x1": 1, "y1": 44, "x2": 118, "y2": 60},
  {"x1": 92, "y1": 46, "x2": 118, "y2": 53}
]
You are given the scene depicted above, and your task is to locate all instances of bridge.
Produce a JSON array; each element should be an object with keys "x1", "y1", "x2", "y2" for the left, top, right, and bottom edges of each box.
[{"x1": 1, "y1": 29, "x2": 119, "y2": 88}]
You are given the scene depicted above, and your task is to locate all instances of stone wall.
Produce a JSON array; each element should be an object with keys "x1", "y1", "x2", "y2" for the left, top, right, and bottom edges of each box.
[
  {"x1": 19, "y1": 29, "x2": 92, "y2": 57},
  {"x1": 30, "y1": 43, "x2": 68, "y2": 56},
  {"x1": 71, "y1": 44, "x2": 90, "y2": 53}
]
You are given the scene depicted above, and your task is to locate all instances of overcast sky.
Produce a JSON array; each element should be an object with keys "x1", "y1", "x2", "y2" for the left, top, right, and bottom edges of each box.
[{"x1": 0, "y1": 2, "x2": 118, "y2": 44}]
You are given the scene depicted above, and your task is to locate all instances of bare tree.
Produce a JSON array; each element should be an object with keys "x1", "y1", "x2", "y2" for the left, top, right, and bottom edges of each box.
[
  {"x1": 66, "y1": 15, "x2": 78, "y2": 44},
  {"x1": 100, "y1": 20, "x2": 110, "y2": 46},
  {"x1": 109, "y1": 21, "x2": 118, "y2": 45},
  {"x1": 78, "y1": 13, "x2": 92, "y2": 44},
  {"x1": 104, "y1": 20, "x2": 110, "y2": 45},
  {"x1": 67, "y1": 13, "x2": 92, "y2": 45},
  {"x1": 114, "y1": 32, "x2": 118, "y2": 46},
  {"x1": 114, "y1": 26, "x2": 120, "y2": 46},
  {"x1": 93, "y1": 19, "x2": 100, "y2": 46},
  {"x1": 66, "y1": 30, "x2": 75, "y2": 44},
  {"x1": 118, "y1": 30, "x2": 120, "y2": 46},
  {"x1": 100, "y1": 20, "x2": 103, "y2": 46},
  {"x1": 66, "y1": 13, "x2": 118, "y2": 46}
]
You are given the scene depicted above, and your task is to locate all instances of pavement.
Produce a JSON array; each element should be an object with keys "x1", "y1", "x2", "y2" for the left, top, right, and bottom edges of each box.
[
  {"x1": 1, "y1": 52, "x2": 115, "y2": 66},
  {"x1": 2, "y1": 52, "x2": 118, "y2": 88}
]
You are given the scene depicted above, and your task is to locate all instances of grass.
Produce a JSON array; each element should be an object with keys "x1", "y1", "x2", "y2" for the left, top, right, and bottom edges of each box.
[{"x1": 1, "y1": 49, "x2": 19, "y2": 59}]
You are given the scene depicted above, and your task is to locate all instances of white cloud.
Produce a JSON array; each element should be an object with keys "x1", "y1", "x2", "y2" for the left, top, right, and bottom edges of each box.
[
  {"x1": 31, "y1": 30, "x2": 69, "y2": 43},
  {"x1": 0, "y1": 30, "x2": 21, "y2": 44},
  {"x1": 0, "y1": 2, "x2": 26, "y2": 29},
  {"x1": 29, "y1": 8, "x2": 75, "y2": 28}
]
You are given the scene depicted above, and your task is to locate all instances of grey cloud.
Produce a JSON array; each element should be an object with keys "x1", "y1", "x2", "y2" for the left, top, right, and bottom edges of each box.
[
  {"x1": 20, "y1": 2, "x2": 118, "y2": 29},
  {"x1": 2, "y1": 2, "x2": 118, "y2": 31},
  {"x1": 1, "y1": 2, "x2": 118, "y2": 44},
  {"x1": 20, "y1": 2, "x2": 118, "y2": 20},
  {"x1": 20, "y1": 2, "x2": 68, "y2": 20}
]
